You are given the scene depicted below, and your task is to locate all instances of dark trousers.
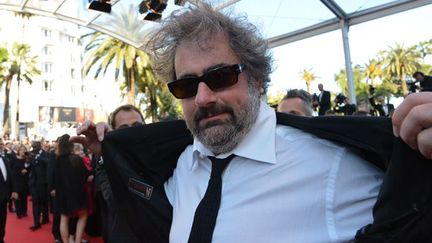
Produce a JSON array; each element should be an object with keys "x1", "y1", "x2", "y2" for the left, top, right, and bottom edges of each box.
[
  {"x1": 15, "y1": 190, "x2": 28, "y2": 217},
  {"x1": 51, "y1": 196, "x2": 61, "y2": 239},
  {"x1": 30, "y1": 187, "x2": 49, "y2": 226},
  {"x1": 96, "y1": 191, "x2": 110, "y2": 242},
  {"x1": 0, "y1": 200, "x2": 7, "y2": 243}
]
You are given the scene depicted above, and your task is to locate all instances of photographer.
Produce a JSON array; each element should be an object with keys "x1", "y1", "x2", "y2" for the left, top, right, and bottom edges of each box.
[
  {"x1": 412, "y1": 71, "x2": 432, "y2": 92},
  {"x1": 368, "y1": 85, "x2": 394, "y2": 117},
  {"x1": 333, "y1": 93, "x2": 356, "y2": 115}
]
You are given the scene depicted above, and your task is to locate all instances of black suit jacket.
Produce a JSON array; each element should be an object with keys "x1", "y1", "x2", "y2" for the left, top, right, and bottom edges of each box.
[
  {"x1": 318, "y1": 91, "x2": 331, "y2": 115},
  {"x1": 369, "y1": 97, "x2": 395, "y2": 117},
  {"x1": 0, "y1": 156, "x2": 13, "y2": 203},
  {"x1": 102, "y1": 113, "x2": 432, "y2": 242},
  {"x1": 420, "y1": 75, "x2": 432, "y2": 92},
  {"x1": 28, "y1": 150, "x2": 50, "y2": 190}
]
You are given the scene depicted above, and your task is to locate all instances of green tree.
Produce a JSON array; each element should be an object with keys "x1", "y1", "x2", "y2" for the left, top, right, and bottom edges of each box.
[
  {"x1": 82, "y1": 4, "x2": 180, "y2": 120},
  {"x1": 82, "y1": 5, "x2": 150, "y2": 105},
  {"x1": 0, "y1": 47, "x2": 8, "y2": 79},
  {"x1": 137, "y1": 66, "x2": 181, "y2": 122},
  {"x1": 267, "y1": 91, "x2": 285, "y2": 109},
  {"x1": 364, "y1": 59, "x2": 383, "y2": 85},
  {"x1": 83, "y1": 31, "x2": 143, "y2": 105},
  {"x1": 334, "y1": 65, "x2": 369, "y2": 102},
  {"x1": 2, "y1": 43, "x2": 40, "y2": 135},
  {"x1": 416, "y1": 39, "x2": 432, "y2": 61},
  {"x1": 380, "y1": 43, "x2": 421, "y2": 96},
  {"x1": 299, "y1": 69, "x2": 317, "y2": 93}
]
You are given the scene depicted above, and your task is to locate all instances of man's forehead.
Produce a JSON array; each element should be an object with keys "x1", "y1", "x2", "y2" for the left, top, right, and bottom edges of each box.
[
  {"x1": 174, "y1": 34, "x2": 237, "y2": 78},
  {"x1": 115, "y1": 110, "x2": 143, "y2": 122}
]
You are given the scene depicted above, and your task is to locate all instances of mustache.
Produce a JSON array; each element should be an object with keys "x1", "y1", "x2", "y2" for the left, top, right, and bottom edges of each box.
[{"x1": 193, "y1": 104, "x2": 235, "y2": 123}]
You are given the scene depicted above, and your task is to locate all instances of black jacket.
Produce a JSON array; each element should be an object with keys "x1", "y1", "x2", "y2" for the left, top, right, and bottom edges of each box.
[
  {"x1": 369, "y1": 97, "x2": 395, "y2": 117},
  {"x1": 318, "y1": 91, "x2": 331, "y2": 115},
  {"x1": 102, "y1": 112, "x2": 432, "y2": 242},
  {"x1": 11, "y1": 157, "x2": 29, "y2": 193},
  {"x1": 0, "y1": 156, "x2": 14, "y2": 202},
  {"x1": 420, "y1": 75, "x2": 432, "y2": 92},
  {"x1": 28, "y1": 149, "x2": 50, "y2": 189}
]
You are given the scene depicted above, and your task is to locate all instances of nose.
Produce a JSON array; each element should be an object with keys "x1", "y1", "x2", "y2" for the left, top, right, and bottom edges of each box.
[{"x1": 195, "y1": 82, "x2": 217, "y2": 107}]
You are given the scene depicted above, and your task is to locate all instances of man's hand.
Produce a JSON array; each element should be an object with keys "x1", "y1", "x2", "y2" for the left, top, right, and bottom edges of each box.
[
  {"x1": 11, "y1": 192, "x2": 18, "y2": 200},
  {"x1": 50, "y1": 190, "x2": 56, "y2": 197},
  {"x1": 392, "y1": 92, "x2": 432, "y2": 159},
  {"x1": 69, "y1": 120, "x2": 111, "y2": 156}
]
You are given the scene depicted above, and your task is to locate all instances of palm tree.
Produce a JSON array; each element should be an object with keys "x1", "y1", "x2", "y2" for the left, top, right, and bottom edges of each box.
[
  {"x1": 335, "y1": 65, "x2": 369, "y2": 102},
  {"x1": 364, "y1": 59, "x2": 383, "y2": 85},
  {"x1": 2, "y1": 43, "x2": 40, "y2": 135},
  {"x1": 416, "y1": 39, "x2": 432, "y2": 61},
  {"x1": 299, "y1": 69, "x2": 317, "y2": 93},
  {"x1": 137, "y1": 67, "x2": 181, "y2": 121},
  {"x1": 0, "y1": 47, "x2": 7, "y2": 78},
  {"x1": 82, "y1": 4, "x2": 150, "y2": 105},
  {"x1": 380, "y1": 43, "x2": 421, "y2": 96}
]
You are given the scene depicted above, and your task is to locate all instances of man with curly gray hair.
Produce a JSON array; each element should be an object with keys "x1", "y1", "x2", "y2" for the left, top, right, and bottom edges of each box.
[
  {"x1": 145, "y1": 4, "x2": 383, "y2": 243},
  {"x1": 74, "y1": 3, "x2": 432, "y2": 243}
]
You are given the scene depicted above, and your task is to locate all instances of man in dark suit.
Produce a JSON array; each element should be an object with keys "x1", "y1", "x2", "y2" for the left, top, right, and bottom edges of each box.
[
  {"x1": 413, "y1": 71, "x2": 432, "y2": 92},
  {"x1": 28, "y1": 141, "x2": 50, "y2": 231},
  {"x1": 317, "y1": 83, "x2": 331, "y2": 116},
  {"x1": 0, "y1": 141, "x2": 17, "y2": 243},
  {"x1": 369, "y1": 95, "x2": 395, "y2": 117}
]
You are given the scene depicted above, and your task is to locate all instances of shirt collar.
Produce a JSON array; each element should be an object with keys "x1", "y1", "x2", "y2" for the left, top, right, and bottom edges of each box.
[{"x1": 191, "y1": 100, "x2": 277, "y2": 170}]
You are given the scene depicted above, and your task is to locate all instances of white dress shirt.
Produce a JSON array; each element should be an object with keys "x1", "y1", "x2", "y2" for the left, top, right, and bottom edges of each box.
[
  {"x1": 0, "y1": 157, "x2": 7, "y2": 181},
  {"x1": 165, "y1": 101, "x2": 383, "y2": 243}
]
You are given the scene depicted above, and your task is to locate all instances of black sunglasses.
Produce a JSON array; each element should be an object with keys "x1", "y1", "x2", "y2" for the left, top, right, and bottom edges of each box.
[{"x1": 168, "y1": 63, "x2": 247, "y2": 99}]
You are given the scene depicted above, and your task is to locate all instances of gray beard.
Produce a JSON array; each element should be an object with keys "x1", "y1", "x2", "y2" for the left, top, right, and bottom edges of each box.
[{"x1": 187, "y1": 86, "x2": 261, "y2": 155}]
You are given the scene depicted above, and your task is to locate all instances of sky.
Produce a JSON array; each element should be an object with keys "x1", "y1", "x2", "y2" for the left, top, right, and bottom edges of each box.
[
  {"x1": 1, "y1": 0, "x2": 431, "y2": 100},
  {"x1": 220, "y1": 1, "x2": 432, "y2": 97}
]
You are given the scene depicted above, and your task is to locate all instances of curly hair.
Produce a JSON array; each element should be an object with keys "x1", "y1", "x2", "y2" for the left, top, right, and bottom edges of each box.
[{"x1": 146, "y1": 3, "x2": 273, "y2": 94}]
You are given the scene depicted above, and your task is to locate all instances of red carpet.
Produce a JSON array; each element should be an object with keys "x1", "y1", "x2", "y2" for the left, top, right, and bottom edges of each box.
[{"x1": 5, "y1": 198, "x2": 103, "y2": 243}]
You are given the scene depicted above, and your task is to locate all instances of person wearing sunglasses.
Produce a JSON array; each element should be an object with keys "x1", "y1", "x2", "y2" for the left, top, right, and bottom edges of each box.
[
  {"x1": 73, "y1": 4, "x2": 432, "y2": 243},
  {"x1": 145, "y1": 5, "x2": 385, "y2": 242}
]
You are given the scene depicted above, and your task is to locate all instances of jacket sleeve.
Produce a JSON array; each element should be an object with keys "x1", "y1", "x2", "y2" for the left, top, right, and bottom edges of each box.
[
  {"x1": 47, "y1": 153, "x2": 56, "y2": 191},
  {"x1": 102, "y1": 120, "x2": 192, "y2": 243},
  {"x1": 5, "y1": 158, "x2": 16, "y2": 193},
  {"x1": 355, "y1": 138, "x2": 432, "y2": 242}
]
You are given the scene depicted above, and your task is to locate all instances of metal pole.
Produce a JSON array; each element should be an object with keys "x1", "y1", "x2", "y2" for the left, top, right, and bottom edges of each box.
[{"x1": 340, "y1": 19, "x2": 356, "y2": 105}]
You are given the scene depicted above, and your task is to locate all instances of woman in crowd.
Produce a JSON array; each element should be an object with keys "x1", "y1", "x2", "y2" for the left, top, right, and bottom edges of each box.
[
  {"x1": 54, "y1": 134, "x2": 90, "y2": 243},
  {"x1": 12, "y1": 145, "x2": 30, "y2": 218}
]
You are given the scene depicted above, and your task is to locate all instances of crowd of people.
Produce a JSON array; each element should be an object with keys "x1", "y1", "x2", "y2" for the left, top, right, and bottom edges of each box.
[
  {"x1": 0, "y1": 134, "x2": 103, "y2": 243},
  {"x1": 0, "y1": 104, "x2": 146, "y2": 243},
  {"x1": 1, "y1": 3, "x2": 432, "y2": 243},
  {"x1": 286, "y1": 83, "x2": 401, "y2": 117}
]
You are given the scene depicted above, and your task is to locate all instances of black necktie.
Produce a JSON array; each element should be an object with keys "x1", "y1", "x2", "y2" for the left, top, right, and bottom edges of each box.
[{"x1": 188, "y1": 154, "x2": 235, "y2": 243}]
